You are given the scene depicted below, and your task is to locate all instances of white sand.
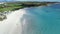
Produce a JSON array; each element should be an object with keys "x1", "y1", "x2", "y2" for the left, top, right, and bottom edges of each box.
[{"x1": 0, "y1": 9, "x2": 26, "y2": 34}]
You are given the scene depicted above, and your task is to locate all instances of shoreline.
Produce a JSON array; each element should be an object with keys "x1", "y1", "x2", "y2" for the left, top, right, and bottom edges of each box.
[
  {"x1": 0, "y1": 8, "x2": 26, "y2": 34},
  {"x1": 0, "y1": 8, "x2": 27, "y2": 21}
]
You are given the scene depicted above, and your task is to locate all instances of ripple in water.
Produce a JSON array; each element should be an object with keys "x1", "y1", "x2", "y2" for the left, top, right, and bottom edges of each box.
[{"x1": 22, "y1": 4, "x2": 60, "y2": 34}]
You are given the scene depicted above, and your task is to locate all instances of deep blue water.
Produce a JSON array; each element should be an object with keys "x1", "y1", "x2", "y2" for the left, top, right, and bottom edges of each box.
[{"x1": 22, "y1": 4, "x2": 60, "y2": 34}]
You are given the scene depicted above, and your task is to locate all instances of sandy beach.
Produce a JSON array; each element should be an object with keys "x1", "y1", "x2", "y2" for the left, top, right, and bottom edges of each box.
[{"x1": 0, "y1": 9, "x2": 26, "y2": 34}]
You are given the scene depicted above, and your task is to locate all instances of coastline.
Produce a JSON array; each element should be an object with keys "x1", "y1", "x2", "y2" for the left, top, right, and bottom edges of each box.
[
  {"x1": 0, "y1": 2, "x2": 57, "y2": 21},
  {"x1": 0, "y1": 8, "x2": 27, "y2": 34}
]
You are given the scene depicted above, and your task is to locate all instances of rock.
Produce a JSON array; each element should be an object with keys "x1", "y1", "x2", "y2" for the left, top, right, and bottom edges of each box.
[{"x1": 0, "y1": 13, "x2": 7, "y2": 21}]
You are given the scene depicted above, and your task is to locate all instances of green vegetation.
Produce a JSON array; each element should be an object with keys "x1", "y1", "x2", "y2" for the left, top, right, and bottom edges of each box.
[
  {"x1": 0, "y1": 2, "x2": 57, "y2": 13},
  {"x1": 0, "y1": 3, "x2": 24, "y2": 13}
]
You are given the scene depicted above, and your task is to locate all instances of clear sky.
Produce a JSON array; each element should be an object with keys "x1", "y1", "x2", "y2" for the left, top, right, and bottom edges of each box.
[{"x1": 0, "y1": 0, "x2": 60, "y2": 2}]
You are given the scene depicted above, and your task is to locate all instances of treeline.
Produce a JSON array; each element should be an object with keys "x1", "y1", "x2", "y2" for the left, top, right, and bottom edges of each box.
[
  {"x1": 0, "y1": 2, "x2": 59, "y2": 12},
  {"x1": 6, "y1": 2, "x2": 58, "y2": 7}
]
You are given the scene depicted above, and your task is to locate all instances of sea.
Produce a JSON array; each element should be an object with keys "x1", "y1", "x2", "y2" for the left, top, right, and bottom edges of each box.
[{"x1": 22, "y1": 3, "x2": 60, "y2": 34}]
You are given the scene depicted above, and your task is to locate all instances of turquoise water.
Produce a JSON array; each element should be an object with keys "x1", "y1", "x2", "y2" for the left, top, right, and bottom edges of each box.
[{"x1": 22, "y1": 4, "x2": 60, "y2": 34}]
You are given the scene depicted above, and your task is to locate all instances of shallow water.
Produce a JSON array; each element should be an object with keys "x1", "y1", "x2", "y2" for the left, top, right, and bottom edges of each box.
[{"x1": 22, "y1": 4, "x2": 60, "y2": 34}]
